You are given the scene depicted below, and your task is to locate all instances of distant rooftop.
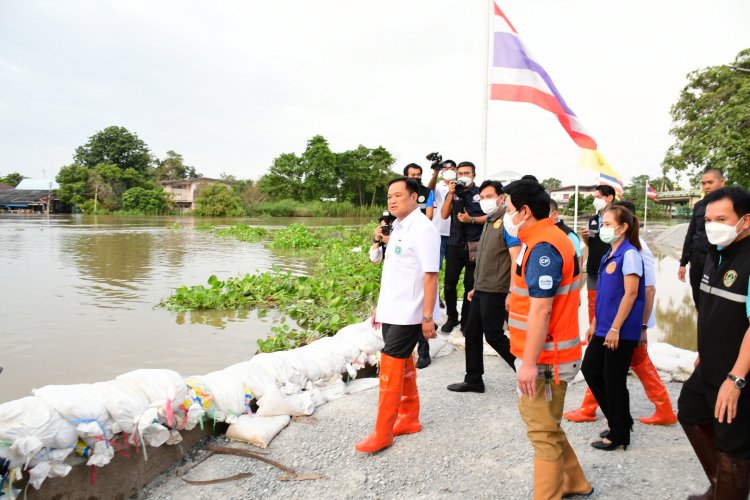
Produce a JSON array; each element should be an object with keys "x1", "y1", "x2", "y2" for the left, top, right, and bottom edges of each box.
[{"x1": 15, "y1": 178, "x2": 60, "y2": 190}]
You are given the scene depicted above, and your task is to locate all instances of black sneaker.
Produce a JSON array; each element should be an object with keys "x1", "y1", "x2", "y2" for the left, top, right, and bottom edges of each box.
[
  {"x1": 446, "y1": 381, "x2": 485, "y2": 393},
  {"x1": 441, "y1": 317, "x2": 459, "y2": 333},
  {"x1": 416, "y1": 356, "x2": 431, "y2": 369}
]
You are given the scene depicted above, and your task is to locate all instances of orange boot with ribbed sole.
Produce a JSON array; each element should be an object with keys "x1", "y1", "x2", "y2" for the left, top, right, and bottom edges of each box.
[
  {"x1": 393, "y1": 356, "x2": 421, "y2": 436},
  {"x1": 631, "y1": 347, "x2": 677, "y2": 425},
  {"x1": 563, "y1": 388, "x2": 599, "y2": 422},
  {"x1": 355, "y1": 353, "x2": 405, "y2": 453}
]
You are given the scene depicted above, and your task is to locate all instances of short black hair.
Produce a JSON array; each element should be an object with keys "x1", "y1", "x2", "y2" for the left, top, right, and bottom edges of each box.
[
  {"x1": 549, "y1": 199, "x2": 559, "y2": 212},
  {"x1": 521, "y1": 174, "x2": 538, "y2": 182},
  {"x1": 503, "y1": 179, "x2": 550, "y2": 220},
  {"x1": 441, "y1": 159, "x2": 456, "y2": 168},
  {"x1": 403, "y1": 163, "x2": 422, "y2": 176},
  {"x1": 704, "y1": 186, "x2": 750, "y2": 219},
  {"x1": 595, "y1": 185, "x2": 616, "y2": 199},
  {"x1": 388, "y1": 177, "x2": 421, "y2": 196},
  {"x1": 612, "y1": 200, "x2": 637, "y2": 215},
  {"x1": 457, "y1": 161, "x2": 475, "y2": 174},
  {"x1": 702, "y1": 167, "x2": 724, "y2": 179},
  {"x1": 479, "y1": 180, "x2": 503, "y2": 197}
]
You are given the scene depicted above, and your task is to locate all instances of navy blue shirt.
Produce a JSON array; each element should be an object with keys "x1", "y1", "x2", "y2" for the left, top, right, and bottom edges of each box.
[
  {"x1": 525, "y1": 243, "x2": 564, "y2": 298},
  {"x1": 448, "y1": 185, "x2": 484, "y2": 246}
]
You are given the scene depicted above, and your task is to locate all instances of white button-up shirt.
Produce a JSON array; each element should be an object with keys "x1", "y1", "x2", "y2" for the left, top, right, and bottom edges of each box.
[
  {"x1": 432, "y1": 182, "x2": 452, "y2": 236},
  {"x1": 376, "y1": 208, "x2": 441, "y2": 325}
]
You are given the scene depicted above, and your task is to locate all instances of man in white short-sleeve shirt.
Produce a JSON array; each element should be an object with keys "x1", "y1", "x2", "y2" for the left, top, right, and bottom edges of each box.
[{"x1": 356, "y1": 177, "x2": 440, "y2": 454}]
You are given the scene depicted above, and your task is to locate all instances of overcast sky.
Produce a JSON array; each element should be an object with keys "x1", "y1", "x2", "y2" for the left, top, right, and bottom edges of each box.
[{"x1": 1, "y1": 0, "x2": 748, "y2": 187}]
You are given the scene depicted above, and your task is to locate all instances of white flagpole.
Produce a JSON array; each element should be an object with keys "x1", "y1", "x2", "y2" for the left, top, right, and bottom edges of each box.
[
  {"x1": 573, "y1": 163, "x2": 580, "y2": 232},
  {"x1": 481, "y1": 0, "x2": 492, "y2": 180},
  {"x1": 644, "y1": 182, "x2": 648, "y2": 230}
]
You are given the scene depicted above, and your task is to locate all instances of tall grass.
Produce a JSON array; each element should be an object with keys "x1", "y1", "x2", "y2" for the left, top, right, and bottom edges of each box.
[{"x1": 246, "y1": 199, "x2": 381, "y2": 218}]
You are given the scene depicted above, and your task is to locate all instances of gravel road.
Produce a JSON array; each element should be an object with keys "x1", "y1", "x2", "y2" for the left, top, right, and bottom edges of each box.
[{"x1": 141, "y1": 347, "x2": 704, "y2": 499}]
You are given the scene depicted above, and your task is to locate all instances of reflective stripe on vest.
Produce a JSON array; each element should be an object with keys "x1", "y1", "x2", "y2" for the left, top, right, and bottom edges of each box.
[
  {"x1": 699, "y1": 282, "x2": 747, "y2": 304},
  {"x1": 512, "y1": 280, "x2": 580, "y2": 297}
]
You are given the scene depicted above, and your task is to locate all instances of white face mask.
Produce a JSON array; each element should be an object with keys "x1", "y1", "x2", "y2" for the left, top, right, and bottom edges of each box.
[
  {"x1": 593, "y1": 198, "x2": 607, "y2": 212},
  {"x1": 599, "y1": 225, "x2": 622, "y2": 244},
  {"x1": 442, "y1": 170, "x2": 456, "y2": 181},
  {"x1": 504, "y1": 210, "x2": 521, "y2": 237},
  {"x1": 456, "y1": 176, "x2": 472, "y2": 187},
  {"x1": 480, "y1": 198, "x2": 498, "y2": 215},
  {"x1": 705, "y1": 218, "x2": 746, "y2": 247}
]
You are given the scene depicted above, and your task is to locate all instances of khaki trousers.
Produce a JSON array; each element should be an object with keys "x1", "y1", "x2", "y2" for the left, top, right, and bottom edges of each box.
[{"x1": 518, "y1": 378, "x2": 568, "y2": 461}]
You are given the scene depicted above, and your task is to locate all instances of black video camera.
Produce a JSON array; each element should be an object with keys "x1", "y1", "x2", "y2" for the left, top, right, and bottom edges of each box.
[
  {"x1": 378, "y1": 211, "x2": 395, "y2": 236},
  {"x1": 454, "y1": 176, "x2": 471, "y2": 196},
  {"x1": 426, "y1": 152, "x2": 442, "y2": 170}
]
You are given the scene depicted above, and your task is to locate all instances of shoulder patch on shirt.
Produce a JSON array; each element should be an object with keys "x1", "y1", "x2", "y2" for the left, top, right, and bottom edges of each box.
[
  {"x1": 538, "y1": 276, "x2": 553, "y2": 290},
  {"x1": 724, "y1": 270, "x2": 738, "y2": 288},
  {"x1": 605, "y1": 261, "x2": 617, "y2": 274},
  {"x1": 473, "y1": 194, "x2": 480, "y2": 202},
  {"x1": 539, "y1": 256, "x2": 551, "y2": 267},
  {"x1": 493, "y1": 219, "x2": 502, "y2": 229},
  {"x1": 418, "y1": 195, "x2": 425, "y2": 203}
]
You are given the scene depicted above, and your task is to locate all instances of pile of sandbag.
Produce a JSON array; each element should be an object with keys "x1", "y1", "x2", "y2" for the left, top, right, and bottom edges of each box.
[{"x1": 0, "y1": 319, "x2": 388, "y2": 494}]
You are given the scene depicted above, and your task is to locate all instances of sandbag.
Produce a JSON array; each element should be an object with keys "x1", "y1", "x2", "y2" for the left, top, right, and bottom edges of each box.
[
  {"x1": 116, "y1": 369, "x2": 187, "y2": 426},
  {"x1": 32, "y1": 385, "x2": 114, "y2": 443},
  {"x1": 225, "y1": 360, "x2": 277, "y2": 400},
  {"x1": 225, "y1": 414, "x2": 290, "y2": 449},
  {"x1": 334, "y1": 321, "x2": 384, "y2": 353},
  {"x1": 187, "y1": 369, "x2": 248, "y2": 423},
  {"x1": 90, "y1": 380, "x2": 149, "y2": 435},
  {"x1": 256, "y1": 386, "x2": 315, "y2": 417}
]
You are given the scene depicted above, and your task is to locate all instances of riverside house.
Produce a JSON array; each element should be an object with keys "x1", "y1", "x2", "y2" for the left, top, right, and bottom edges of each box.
[{"x1": 158, "y1": 178, "x2": 225, "y2": 213}]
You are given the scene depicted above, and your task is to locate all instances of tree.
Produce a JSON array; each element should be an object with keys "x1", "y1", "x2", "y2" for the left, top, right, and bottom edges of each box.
[
  {"x1": 193, "y1": 183, "x2": 245, "y2": 217},
  {"x1": 541, "y1": 178, "x2": 562, "y2": 190},
  {"x1": 56, "y1": 164, "x2": 90, "y2": 206},
  {"x1": 623, "y1": 174, "x2": 662, "y2": 218},
  {"x1": 0, "y1": 172, "x2": 25, "y2": 186},
  {"x1": 122, "y1": 187, "x2": 173, "y2": 214},
  {"x1": 663, "y1": 49, "x2": 750, "y2": 187},
  {"x1": 153, "y1": 150, "x2": 199, "y2": 180},
  {"x1": 258, "y1": 153, "x2": 306, "y2": 200},
  {"x1": 74, "y1": 126, "x2": 153, "y2": 175},
  {"x1": 301, "y1": 135, "x2": 338, "y2": 201}
]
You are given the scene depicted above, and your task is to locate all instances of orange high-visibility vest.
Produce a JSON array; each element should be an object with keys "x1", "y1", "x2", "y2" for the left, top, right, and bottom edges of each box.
[{"x1": 508, "y1": 218, "x2": 581, "y2": 379}]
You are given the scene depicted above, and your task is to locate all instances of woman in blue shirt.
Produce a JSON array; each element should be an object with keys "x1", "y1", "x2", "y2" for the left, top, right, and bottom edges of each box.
[{"x1": 581, "y1": 205, "x2": 646, "y2": 451}]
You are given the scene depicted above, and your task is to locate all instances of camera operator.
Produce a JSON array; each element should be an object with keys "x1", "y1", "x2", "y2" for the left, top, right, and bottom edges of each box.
[
  {"x1": 404, "y1": 163, "x2": 436, "y2": 219},
  {"x1": 370, "y1": 212, "x2": 396, "y2": 263},
  {"x1": 440, "y1": 161, "x2": 487, "y2": 333}
]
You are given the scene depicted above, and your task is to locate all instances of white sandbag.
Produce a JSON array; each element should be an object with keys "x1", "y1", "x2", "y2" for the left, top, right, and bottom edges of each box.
[
  {"x1": 225, "y1": 414, "x2": 290, "y2": 449},
  {"x1": 0, "y1": 397, "x2": 78, "y2": 468},
  {"x1": 28, "y1": 461, "x2": 72, "y2": 490},
  {"x1": 286, "y1": 350, "x2": 322, "y2": 383},
  {"x1": 319, "y1": 377, "x2": 347, "y2": 401},
  {"x1": 309, "y1": 388, "x2": 327, "y2": 407},
  {"x1": 90, "y1": 380, "x2": 149, "y2": 435},
  {"x1": 343, "y1": 378, "x2": 379, "y2": 395},
  {"x1": 86, "y1": 440, "x2": 115, "y2": 467},
  {"x1": 334, "y1": 321, "x2": 385, "y2": 353},
  {"x1": 187, "y1": 370, "x2": 247, "y2": 423},
  {"x1": 226, "y1": 360, "x2": 277, "y2": 400},
  {"x1": 256, "y1": 386, "x2": 315, "y2": 417},
  {"x1": 316, "y1": 336, "x2": 361, "y2": 363},
  {"x1": 649, "y1": 352, "x2": 680, "y2": 375},
  {"x1": 295, "y1": 343, "x2": 341, "y2": 380},
  {"x1": 32, "y1": 385, "x2": 114, "y2": 442},
  {"x1": 427, "y1": 337, "x2": 454, "y2": 358},
  {"x1": 116, "y1": 369, "x2": 187, "y2": 426},
  {"x1": 140, "y1": 421, "x2": 171, "y2": 447}
]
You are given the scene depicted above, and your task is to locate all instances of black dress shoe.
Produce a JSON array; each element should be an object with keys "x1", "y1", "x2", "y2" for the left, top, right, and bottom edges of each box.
[
  {"x1": 447, "y1": 382, "x2": 485, "y2": 393},
  {"x1": 416, "y1": 356, "x2": 431, "y2": 369},
  {"x1": 599, "y1": 429, "x2": 610, "y2": 439},
  {"x1": 591, "y1": 439, "x2": 628, "y2": 451},
  {"x1": 441, "y1": 317, "x2": 459, "y2": 332}
]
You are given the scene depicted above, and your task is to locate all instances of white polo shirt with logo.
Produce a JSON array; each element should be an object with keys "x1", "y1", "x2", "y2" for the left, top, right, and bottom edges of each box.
[
  {"x1": 432, "y1": 182, "x2": 452, "y2": 237},
  {"x1": 376, "y1": 207, "x2": 441, "y2": 326}
]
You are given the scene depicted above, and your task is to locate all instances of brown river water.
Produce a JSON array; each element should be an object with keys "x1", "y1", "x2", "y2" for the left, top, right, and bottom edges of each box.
[{"x1": 0, "y1": 215, "x2": 696, "y2": 403}]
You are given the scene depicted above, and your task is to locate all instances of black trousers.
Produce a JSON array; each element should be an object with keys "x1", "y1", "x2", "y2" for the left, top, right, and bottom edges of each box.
[
  {"x1": 582, "y1": 335, "x2": 637, "y2": 443},
  {"x1": 689, "y1": 256, "x2": 705, "y2": 311},
  {"x1": 382, "y1": 323, "x2": 422, "y2": 359},
  {"x1": 678, "y1": 365, "x2": 750, "y2": 459},
  {"x1": 464, "y1": 291, "x2": 515, "y2": 383},
  {"x1": 444, "y1": 244, "x2": 476, "y2": 324}
]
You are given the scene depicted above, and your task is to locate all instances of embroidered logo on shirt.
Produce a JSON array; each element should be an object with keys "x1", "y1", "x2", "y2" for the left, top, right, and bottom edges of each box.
[
  {"x1": 418, "y1": 195, "x2": 425, "y2": 203},
  {"x1": 493, "y1": 219, "x2": 502, "y2": 229},
  {"x1": 395, "y1": 246, "x2": 402, "y2": 255},
  {"x1": 606, "y1": 261, "x2": 617, "y2": 274},
  {"x1": 723, "y1": 270, "x2": 738, "y2": 288},
  {"x1": 539, "y1": 276, "x2": 553, "y2": 290},
  {"x1": 473, "y1": 194, "x2": 480, "y2": 202},
  {"x1": 539, "y1": 256, "x2": 551, "y2": 267}
]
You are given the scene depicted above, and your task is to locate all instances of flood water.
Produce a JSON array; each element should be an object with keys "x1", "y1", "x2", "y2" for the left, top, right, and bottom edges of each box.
[{"x1": 0, "y1": 215, "x2": 697, "y2": 403}]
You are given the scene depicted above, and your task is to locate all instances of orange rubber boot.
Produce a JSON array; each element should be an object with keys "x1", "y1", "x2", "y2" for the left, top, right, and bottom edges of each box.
[
  {"x1": 563, "y1": 388, "x2": 599, "y2": 422},
  {"x1": 393, "y1": 356, "x2": 422, "y2": 436},
  {"x1": 355, "y1": 354, "x2": 405, "y2": 453},
  {"x1": 630, "y1": 346, "x2": 677, "y2": 425},
  {"x1": 587, "y1": 290, "x2": 596, "y2": 325}
]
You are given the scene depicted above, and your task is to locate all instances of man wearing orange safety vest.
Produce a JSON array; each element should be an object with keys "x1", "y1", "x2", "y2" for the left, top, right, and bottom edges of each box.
[{"x1": 503, "y1": 179, "x2": 593, "y2": 499}]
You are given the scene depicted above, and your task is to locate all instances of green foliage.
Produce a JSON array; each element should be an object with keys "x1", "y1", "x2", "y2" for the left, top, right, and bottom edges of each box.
[
  {"x1": 213, "y1": 224, "x2": 270, "y2": 242},
  {"x1": 622, "y1": 175, "x2": 666, "y2": 219},
  {"x1": 160, "y1": 224, "x2": 381, "y2": 352},
  {"x1": 153, "y1": 150, "x2": 199, "y2": 180},
  {"x1": 541, "y1": 177, "x2": 562, "y2": 190},
  {"x1": 122, "y1": 187, "x2": 174, "y2": 215},
  {"x1": 74, "y1": 126, "x2": 152, "y2": 175},
  {"x1": 193, "y1": 183, "x2": 246, "y2": 217},
  {"x1": 663, "y1": 49, "x2": 750, "y2": 187},
  {"x1": 246, "y1": 199, "x2": 381, "y2": 217},
  {"x1": 561, "y1": 194, "x2": 595, "y2": 216},
  {"x1": 0, "y1": 172, "x2": 25, "y2": 186},
  {"x1": 56, "y1": 164, "x2": 91, "y2": 206}
]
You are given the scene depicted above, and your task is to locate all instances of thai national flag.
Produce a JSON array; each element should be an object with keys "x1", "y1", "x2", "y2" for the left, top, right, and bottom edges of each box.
[
  {"x1": 489, "y1": 2, "x2": 596, "y2": 151},
  {"x1": 646, "y1": 183, "x2": 658, "y2": 200}
]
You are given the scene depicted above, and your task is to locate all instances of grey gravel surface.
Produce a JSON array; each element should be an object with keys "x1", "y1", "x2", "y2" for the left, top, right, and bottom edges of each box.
[{"x1": 140, "y1": 348, "x2": 704, "y2": 499}]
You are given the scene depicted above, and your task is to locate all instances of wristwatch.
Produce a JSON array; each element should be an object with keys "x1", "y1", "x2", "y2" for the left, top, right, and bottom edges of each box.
[
  {"x1": 727, "y1": 373, "x2": 746, "y2": 389},
  {"x1": 471, "y1": 217, "x2": 476, "y2": 224},
  {"x1": 422, "y1": 315, "x2": 433, "y2": 323},
  {"x1": 641, "y1": 324, "x2": 648, "y2": 330}
]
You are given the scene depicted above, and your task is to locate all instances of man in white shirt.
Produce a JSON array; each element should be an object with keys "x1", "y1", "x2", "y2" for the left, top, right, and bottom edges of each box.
[
  {"x1": 356, "y1": 177, "x2": 440, "y2": 454},
  {"x1": 433, "y1": 160, "x2": 457, "y2": 268}
]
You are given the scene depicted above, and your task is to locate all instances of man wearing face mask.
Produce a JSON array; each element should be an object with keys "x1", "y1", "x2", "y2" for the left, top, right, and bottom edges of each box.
[
  {"x1": 433, "y1": 160, "x2": 458, "y2": 270},
  {"x1": 439, "y1": 161, "x2": 487, "y2": 333},
  {"x1": 581, "y1": 185, "x2": 617, "y2": 324},
  {"x1": 447, "y1": 180, "x2": 521, "y2": 393},
  {"x1": 503, "y1": 179, "x2": 591, "y2": 498},
  {"x1": 678, "y1": 168, "x2": 726, "y2": 310},
  {"x1": 403, "y1": 163, "x2": 436, "y2": 220},
  {"x1": 678, "y1": 186, "x2": 750, "y2": 500}
]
